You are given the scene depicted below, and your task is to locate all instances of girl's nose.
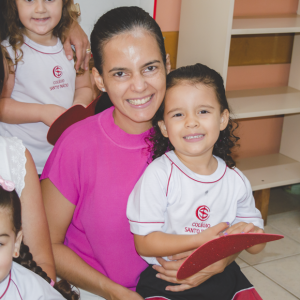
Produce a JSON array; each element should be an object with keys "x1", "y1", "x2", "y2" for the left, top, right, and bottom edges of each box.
[
  {"x1": 35, "y1": 0, "x2": 47, "y2": 13},
  {"x1": 185, "y1": 114, "x2": 199, "y2": 128},
  {"x1": 130, "y1": 73, "x2": 147, "y2": 93}
]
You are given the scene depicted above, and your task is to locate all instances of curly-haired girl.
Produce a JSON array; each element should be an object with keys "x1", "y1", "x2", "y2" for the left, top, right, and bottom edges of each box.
[
  {"x1": 127, "y1": 63, "x2": 265, "y2": 300},
  {"x1": 0, "y1": 0, "x2": 93, "y2": 174},
  {"x1": 0, "y1": 177, "x2": 79, "y2": 300}
]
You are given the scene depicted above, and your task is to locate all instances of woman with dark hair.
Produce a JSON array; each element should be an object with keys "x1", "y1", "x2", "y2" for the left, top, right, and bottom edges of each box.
[{"x1": 41, "y1": 7, "x2": 242, "y2": 300}]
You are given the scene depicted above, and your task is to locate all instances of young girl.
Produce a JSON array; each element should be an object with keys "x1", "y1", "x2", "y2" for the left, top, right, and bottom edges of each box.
[
  {"x1": 127, "y1": 63, "x2": 265, "y2": 300},
  {"x1": 0, "y1": 0, "x2": 93, "y2": 174},
  {"x1": 0, "y1": 176, "x2": 79, "y2": 299}
]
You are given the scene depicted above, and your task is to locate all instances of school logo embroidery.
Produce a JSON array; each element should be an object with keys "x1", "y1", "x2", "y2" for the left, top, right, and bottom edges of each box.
[
  {"x1": 196, "y1": 205, "x2": 210, "y2": 221},
  {"x1": 53, "y1": 66, "x2": 63, "y2": 78}
]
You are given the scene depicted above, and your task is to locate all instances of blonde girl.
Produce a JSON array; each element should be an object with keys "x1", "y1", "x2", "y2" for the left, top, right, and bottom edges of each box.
[{"x1": 0, "y1": 0, "x2": 93, "y2": 174}]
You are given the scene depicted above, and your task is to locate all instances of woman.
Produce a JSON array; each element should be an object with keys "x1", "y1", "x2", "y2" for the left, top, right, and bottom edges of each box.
[{"x1": 41, "y1": 7, "x2": 240, "y2": 300}]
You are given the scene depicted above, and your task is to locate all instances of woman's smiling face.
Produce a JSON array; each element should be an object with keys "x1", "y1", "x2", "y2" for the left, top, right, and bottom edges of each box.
[{"x1": 93, "y1": 29, "x2": 168, "y2": 134}]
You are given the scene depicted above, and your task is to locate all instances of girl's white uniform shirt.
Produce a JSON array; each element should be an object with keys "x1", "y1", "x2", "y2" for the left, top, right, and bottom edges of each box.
[
  {"x1": 0, "y1": 36, "x2": 76, "y2": 174},
  {"x1": 0, "y1": 262, "x2": 66, "y2": 300},
  {"x1": 127, "y1": 151, "x2": 264, "y2": 265}
]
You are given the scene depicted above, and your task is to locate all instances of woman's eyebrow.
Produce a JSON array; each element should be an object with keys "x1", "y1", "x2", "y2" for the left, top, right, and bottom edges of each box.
[
  {"x1": 109, "y1": 60, "x2": 161, "y2": 73},
  {"x1": 141, "y1": 60, "x2": 161, "y2": 68},
  {"x1": 108, "y1": 67, "x2": 128, "y2": 73}
]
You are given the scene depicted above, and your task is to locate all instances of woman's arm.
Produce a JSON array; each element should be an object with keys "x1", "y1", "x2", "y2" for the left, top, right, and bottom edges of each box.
[
  {"x1": 73, "y1": 69, "x2": 93, "y2": 107},
  {"x1": 41, "y1": 179, "x2": 143, "y2": 300},
  {"x1": 21, "y1": 150, "x2": 56, "y2": 280},
  {"x1": 0, "y1": 72, "x2": 66, "y2": 126}
]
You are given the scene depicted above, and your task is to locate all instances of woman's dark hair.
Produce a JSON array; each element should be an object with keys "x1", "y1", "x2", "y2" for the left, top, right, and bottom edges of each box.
[
  {"x1": 148, "y1": 63, "x2": 240, "y2": 168},
  {"x1": 0, "y1": 187, "x2": 79, "y2": 300},
  {"x1": 91, "y1": 6, "x2": 166, "y2": 114}
]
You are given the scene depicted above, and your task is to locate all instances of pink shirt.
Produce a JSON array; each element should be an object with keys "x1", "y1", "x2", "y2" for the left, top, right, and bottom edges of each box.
[{"x1": 41, "y1": 107, "x2": 149, "y2": 290}]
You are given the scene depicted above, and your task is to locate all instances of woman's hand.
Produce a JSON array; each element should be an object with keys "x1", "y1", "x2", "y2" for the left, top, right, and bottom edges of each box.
[
  {"x1": 41, "y1": 104, "x2": 66, "y2": 127},
  {"x1": 109, "y1": 288, "x2": 144, "y2": 300},
  {"x1": 153, "y1": 253, "x2": 235, "y2": 292},
  {"x1": 64, "y1": 21, "x2": 91, "y2": 71}
]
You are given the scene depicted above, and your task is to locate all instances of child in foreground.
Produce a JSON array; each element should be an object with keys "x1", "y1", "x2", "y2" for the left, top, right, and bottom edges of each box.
[
  {"x1": 0, "y1": 0, "x2": 93, "y2": 174},
  {"x1": 127, "y1": 63, "x2": 265, "y2": 300},
  {"x1": 0, "y1": 177, "x2": 78, "y2": 300}
]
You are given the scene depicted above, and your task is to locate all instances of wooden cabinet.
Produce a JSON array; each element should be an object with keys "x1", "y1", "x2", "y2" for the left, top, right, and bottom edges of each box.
[{"x1": 177, "y1": 0, "x2": 300, "y2": 223}]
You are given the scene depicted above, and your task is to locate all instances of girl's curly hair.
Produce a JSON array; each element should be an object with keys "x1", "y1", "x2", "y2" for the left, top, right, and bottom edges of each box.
[
  {"x1": 0, "y1": 187, "x2": 79, "y2": 300},
  {"x1": 148, "y1": 63, "x2": 239, "y2": 168},
  {"x1": 4, "y1": 0, "x2": 79, "y2": 70}
]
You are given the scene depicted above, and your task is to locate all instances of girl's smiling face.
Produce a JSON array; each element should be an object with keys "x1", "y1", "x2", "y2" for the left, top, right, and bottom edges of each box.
[
  {"x1": 93, "y1": 29, "x2": 169, "y2": 135},
  {"x1": 159, "y1": 83, "x2": 229, "y2": 163},
  {"x1": 16, "y1": 0, "x2": 63, "y2": 43},
  {"x1": 0, "y1": 208, "x2": 22, "y2": 282}
]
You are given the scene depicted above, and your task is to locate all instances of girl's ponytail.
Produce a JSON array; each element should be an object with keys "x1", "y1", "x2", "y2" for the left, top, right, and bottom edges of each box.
[{"x1": 14, "y1": 243, "x2": 79, "y2": 300}]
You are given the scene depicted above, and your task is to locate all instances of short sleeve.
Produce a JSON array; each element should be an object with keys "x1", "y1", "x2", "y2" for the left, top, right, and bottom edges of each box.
[
  {"x1": 233, "y1": 169, "x2": 264, "y2": 229},
  {"x1": 40, "y1": 127, "x2": 82, "y2": 205},
  {"x1": 5, "y1": 137, "x2": 26, "y2": 197},
  {"x1": 126, "y1": 159, "x2": 170, "y2": 236}
]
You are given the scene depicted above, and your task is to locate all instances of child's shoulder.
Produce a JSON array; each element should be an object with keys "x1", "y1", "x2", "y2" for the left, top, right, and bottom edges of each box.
[
  {"x1": 144, "y1": 152, "x2": 174, "y2": 178},
  {"x1": 10, "y1": 262, "x2": 65, "y2": 300}
]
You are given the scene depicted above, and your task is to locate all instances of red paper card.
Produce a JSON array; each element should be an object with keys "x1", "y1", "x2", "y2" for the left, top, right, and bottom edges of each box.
[
  {"x1": 47, "y1": 97, "x2": 99, "y2": 145},
  {"x1": 177, "y1": 233, "x2": 283, "y2": 280}
]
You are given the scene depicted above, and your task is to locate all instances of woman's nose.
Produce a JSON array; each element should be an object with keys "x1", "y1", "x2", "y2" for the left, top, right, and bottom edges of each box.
[{"x1": 130, "y1": 73, "x2": 147, "y2": 93}]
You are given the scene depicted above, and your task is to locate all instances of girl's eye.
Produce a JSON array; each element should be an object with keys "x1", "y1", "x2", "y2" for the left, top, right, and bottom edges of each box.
[
  {"x1": 199, "y1": 110, "x2": 208, "y2": 114},
  {"x1": 173, "y1": 113, "x2": 183, "y2": 117}
]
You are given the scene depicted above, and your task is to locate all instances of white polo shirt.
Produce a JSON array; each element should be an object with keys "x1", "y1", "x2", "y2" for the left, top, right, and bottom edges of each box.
[
  {"x1": 0, "y1": 36, "x2": 76, "y2": 174},
  {"x1": 0, "y1": 262, "x2": 66, "y2": 300},
  {"x1": 127, "y1": 151, "x2": 263, "y2": 265}
]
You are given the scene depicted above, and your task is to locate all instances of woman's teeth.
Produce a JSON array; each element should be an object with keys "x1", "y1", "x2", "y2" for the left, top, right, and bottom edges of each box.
[
  {"x1": 128, "y1": 95, "x2": 152, "y2": 105},
  {"x1": 184, "y1": 135, "x2": 204, "y2": 140}
]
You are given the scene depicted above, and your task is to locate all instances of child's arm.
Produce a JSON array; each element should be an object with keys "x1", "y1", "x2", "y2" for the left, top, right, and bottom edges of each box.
[
  {"x1": 72, "y1": 70, "x2": 93, "y2": 107},
  {"x1": 134, "y1": 222, "x2": 229, "y2": 257},
  {"x1": 0, "y1": 71, "x2": 66, "y2": 126}
]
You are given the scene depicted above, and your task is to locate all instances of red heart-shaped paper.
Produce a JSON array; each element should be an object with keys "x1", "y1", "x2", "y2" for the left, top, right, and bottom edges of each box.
[
  {"x1": 47, "y1": 97, "x2": 99, "y2": 145},
  {"x1": 177, "y1": 233, "x2": 283, "y2": 280}
]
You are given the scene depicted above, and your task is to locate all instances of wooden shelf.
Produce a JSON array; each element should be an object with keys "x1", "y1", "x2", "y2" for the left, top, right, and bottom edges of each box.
[
  {"x1": 236, "y1": 153, "x2": 300, "y2": 191},
  {"x1": 226, "y1": 86, "x2": 300, "y2": 119},
  {"x1": 232, "y1": 15, "x2": 300, "y2": 35}
]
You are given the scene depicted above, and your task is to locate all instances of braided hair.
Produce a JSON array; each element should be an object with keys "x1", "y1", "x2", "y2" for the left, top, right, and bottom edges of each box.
[
  {"x1": 148, "y1": 63, "x2": 239, "y2": 168},
  {"x1": 0, "y1": 187, "x2": 79, "y2": 300}
]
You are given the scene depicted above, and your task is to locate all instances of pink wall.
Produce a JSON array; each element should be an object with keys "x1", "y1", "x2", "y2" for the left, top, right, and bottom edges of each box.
[
  {"x1": 156, "y1": 0, "x2": 182, "y2": 31},
  {"x1": 226, "y1": 64, "x2": 290, "y2": 91},
  {"x1": 234, "y1": 0, "x2": 298, "y2": 17}
]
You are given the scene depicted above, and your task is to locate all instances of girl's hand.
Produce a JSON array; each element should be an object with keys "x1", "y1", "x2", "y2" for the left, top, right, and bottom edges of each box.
[
  {"x1": 223, "y1": 222, "x2": 265, "y2": 254},
  {"x1": 154, "y1": 254, "x2": 235, "y2": 292},
  {"x1": 64, "y1": 21, "x2": 91, "y2": 71},
  {"x1": 224, "y1": 222, "x2": 263, "y2": 235},
  {"x1": 41, "y1": 104, "x2": 66, "y2": 127}
]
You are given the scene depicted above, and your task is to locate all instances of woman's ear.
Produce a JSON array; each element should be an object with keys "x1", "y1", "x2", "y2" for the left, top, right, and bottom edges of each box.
[
  {"x1": 220, "y1": 109, "x2": 230, "y2": 131},
  {"x1": 158, "y1": 120, "x2": 168, "y2": 138},
  {"x1": 92, "y1": 67, "x2": 106, "y2": 92},
  {"x1": 13, "y1": 230, "x2": 23, "y2": 258},
  {"x1": 166, "y1": 54, "x2": 171, "y2": 74}
]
